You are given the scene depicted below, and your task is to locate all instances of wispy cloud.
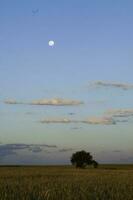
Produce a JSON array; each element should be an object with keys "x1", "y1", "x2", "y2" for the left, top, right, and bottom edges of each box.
[
  {"x1": 0, "y1": 143, "x2": 57, "y2": 158},
  {"x1": 68, "y1": 112, "x2": 75, "y2": 115},
  {"x1": 29, "y1": 146, "x2": 42, "y2": 153},
  {"x1": 106, "y1": 109, "x2": 133, "y2": 118},
  {"x1": 4, "y1": 98, "x2": 83, "y2": 106},
  {"x1": 4, "y1": 99, "x2": 22, "y2": 104},
  {"x1": 83, "y1": 117, "x2": 116, "y2": 125},
  {"x1": 25, "y1": 112, "x2": 35, "y2": 115},
  {"x1": 59, "y1": 148, "x2": 74, "y2": 152},
  {"x1": 113, "y1": 150, "x2": 122, "y2": 153},
  {"x1": 30, "y1": 98, "x2": 83, "y2": 106},
  {"x1": 89, "y1": 81, "x2": 133, "y2": 90},
  {"x1": 40, "y1": 118, "x2": 78, "y2": 124},
  {"x1": 40, "y1": 116, "x2": 116, "y2": 125},
  {"x1": 71, "y1": 127, "x2": 82, "y2": 130}
]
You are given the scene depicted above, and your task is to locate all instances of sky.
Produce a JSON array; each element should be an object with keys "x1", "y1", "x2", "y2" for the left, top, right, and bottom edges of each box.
[{"x1": 0, "y1": 0, "x2": 133, "y2": 164}]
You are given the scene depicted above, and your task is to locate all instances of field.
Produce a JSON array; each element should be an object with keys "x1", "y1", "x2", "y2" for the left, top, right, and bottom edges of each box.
[{"x1": 0, "y1": 165, "x2": 133, "y2": 200}]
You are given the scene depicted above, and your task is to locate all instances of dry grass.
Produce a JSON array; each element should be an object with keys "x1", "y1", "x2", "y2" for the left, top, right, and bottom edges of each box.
[{"x1": 0, "y1": 165, "x2": 133, "y2": 200}]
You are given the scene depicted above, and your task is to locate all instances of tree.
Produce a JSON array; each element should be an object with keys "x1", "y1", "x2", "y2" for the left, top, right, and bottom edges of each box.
[
  {"x1": 70, "y1": 150, "x2": 98, "y2": 168},
  {"x1": 92, "y1": 160, "x2": 99, "y2": 168}
]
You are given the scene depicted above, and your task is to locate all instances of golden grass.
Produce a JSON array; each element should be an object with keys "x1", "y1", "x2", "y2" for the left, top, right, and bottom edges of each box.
[{"x1": 0, "y1": 165, "x2": 133, "y2": 200}]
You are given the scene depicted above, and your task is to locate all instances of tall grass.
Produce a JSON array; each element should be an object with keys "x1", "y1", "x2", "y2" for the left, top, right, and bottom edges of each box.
[{"x1": 0, "y1": 165, "x2": 133, "y2": 200}]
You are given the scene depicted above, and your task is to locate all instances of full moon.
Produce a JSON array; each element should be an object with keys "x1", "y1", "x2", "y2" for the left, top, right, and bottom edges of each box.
[{"x1": 48, "y1": 40, "x2": 55, "y2": 47}]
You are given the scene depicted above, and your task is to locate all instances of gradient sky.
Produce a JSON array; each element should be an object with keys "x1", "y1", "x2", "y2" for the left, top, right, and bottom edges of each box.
[{"x1": 0, "y1": 0, "x2": 133, "y2": 164}]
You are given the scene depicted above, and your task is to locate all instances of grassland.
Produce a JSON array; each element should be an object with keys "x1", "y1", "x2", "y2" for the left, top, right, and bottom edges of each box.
[{"x1": 0, "y1": 165, "x2": 133, "y2": 200}]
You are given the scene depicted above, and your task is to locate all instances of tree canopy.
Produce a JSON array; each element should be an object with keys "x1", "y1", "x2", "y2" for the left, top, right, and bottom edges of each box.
[{"x1": 71, "y1": 150, "x2": 98, "y2": 168}]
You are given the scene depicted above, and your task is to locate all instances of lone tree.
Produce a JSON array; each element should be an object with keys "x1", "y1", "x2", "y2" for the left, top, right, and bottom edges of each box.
[
  {"x1": 91, "y1": 160, "x2": 98, "y2": 168},
  {"x1": 71, "y1": 150, "x2": 98, "y2": 168}
]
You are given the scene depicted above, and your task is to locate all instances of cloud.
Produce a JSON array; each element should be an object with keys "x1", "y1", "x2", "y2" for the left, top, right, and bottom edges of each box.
[
  {"x1": 82, "y1": 117, "x2": 116, "y2": 125},
  {"x1": 114, "y1": 119, "x2": 129, "y2": 123},
  {"x1": 25, "y1": 112, "x2": 34, "y2": 115},
  {"x1": 104, "y1": 109, "x2": 133, "y2": 124},
  {"x1": 106, "y1": 109, "x2": 133, "y2": 118},
  {"x1": 29, "y1": 147, "x2": 42, "y2": 153},
  {"x1": 30, "y1": 98, "x2": 83, "y2": 106},
  {"x1": 113, "y1": 150, "x2": 122, "y2": 153},
  {"x1": 4, "y1": 99, "x2": 22, "y2": 104},
  {"x1": 4, "y1": 98, "x2": 83, "y2": 106},
  {"x1": 38, "y1": 144, "x2": 57, "y2": 148},
  {"x1": 0, "y1": 143, "x2": 57, "y2": 158},
  {"x1": 71, "y1": 127, "x2": 82, "y2": 130},
  {"x1": 40, "y1": 118, "x2": 78, "y2": 124},
  {"x1": 40, "y1": 116, "x2": 116, "y2": 125},
  {"x1": 59, "y1": 148, "x2": 74, "y2": 152},
  {"x1": 68, "y1": 112, "x2": 75, "y2": 115},
  {"x1": 89, "y1": 81, "x2": 133, "y2": 90},
  {"x1": 0, "y1": 148, "x2": 17, "y2": 157}
]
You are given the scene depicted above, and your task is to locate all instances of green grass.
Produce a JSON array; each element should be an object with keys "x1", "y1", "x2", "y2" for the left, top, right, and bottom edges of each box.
[{"x1": 0, "y1": 165, "x2": 133, "y2": 200}]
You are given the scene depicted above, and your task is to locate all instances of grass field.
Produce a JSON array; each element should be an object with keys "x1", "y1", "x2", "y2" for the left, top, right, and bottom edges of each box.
[{"x1": 0, "y1": 165, "x2": 133, "y2": 200}]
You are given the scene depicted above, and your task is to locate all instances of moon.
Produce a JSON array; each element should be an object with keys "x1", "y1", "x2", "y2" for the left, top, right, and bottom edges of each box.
[{"x1": 48, "y1": 40, "x2": 55, "y2": 47}]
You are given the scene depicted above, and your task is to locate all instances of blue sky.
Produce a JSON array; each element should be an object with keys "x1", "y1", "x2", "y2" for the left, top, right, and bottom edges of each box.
[{"x1": 0, "y1": 0, "x2": 133, "y2": 164}]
